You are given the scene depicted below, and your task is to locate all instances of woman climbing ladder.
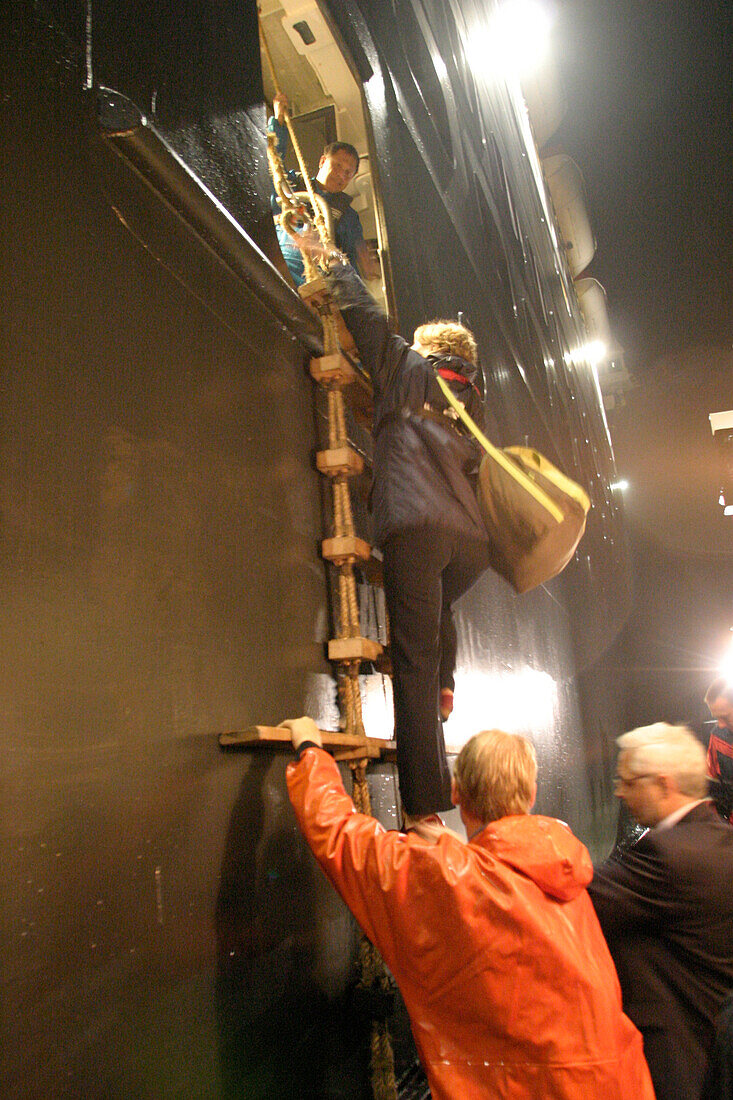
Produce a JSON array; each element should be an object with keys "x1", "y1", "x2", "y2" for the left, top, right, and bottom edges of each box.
[{"x1": 324, "y1": 259, "x2": 497, "y2": 834}]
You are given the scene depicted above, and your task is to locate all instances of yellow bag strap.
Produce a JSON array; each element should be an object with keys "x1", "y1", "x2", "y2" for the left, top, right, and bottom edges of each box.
[
  {"x1": 434, "y1": 373, "x2": 564, "y2": 524},
  {"x1": 506, "y1": 447, "x2": 590, "y2": 513}
]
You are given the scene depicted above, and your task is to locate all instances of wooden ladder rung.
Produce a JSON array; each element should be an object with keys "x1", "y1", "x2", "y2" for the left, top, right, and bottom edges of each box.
[
  {"x1": 299, "y1": 279, "x2": 357, "y2": 355},
  {"x1": 310, "y1": 352, "x2": 357, "y2": 386},
  {"x1": 333, "y1": 743, "x2": 395, "y2": 761},
  {"x1": 328, "y1": 636, "x2": 383, "y2": 662},
  {"x1": 218, "y1": 724, "x2": 394, "y2": 760},
  {"x1": 321, "y1": 536, "x2": 371, "y2": 565},
  {"x1": 347, "y1": 382, "x2": 374, "y2": 429},
  {"x1": 298, "y1": 274, "x2": 330, "y2": 304},
  {"x1": 316, "y1": 446, "x2": 364, "y2": 477}
]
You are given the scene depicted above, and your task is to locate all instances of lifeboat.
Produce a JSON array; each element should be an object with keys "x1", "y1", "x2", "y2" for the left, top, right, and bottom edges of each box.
[{"x1": 542, "y1": 153, "x2": 596, "y2": 278}]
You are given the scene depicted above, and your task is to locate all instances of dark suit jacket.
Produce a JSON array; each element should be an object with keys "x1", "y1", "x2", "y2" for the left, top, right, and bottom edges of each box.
[{"x1": 589, "y1": 801, "x2": 733, "y2": 1100}]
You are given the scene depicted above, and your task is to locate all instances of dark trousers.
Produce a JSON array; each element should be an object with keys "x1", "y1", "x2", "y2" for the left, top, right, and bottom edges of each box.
[
  {"x1": 701, "y1": 993, "x2": 733, "y2": 1100},
  {"x1": 382, "y1": 528, "x2": 493, "y2": 816},
  {"x1": 640, "y1": 1023, "x2": 710, "y2": 1100}
]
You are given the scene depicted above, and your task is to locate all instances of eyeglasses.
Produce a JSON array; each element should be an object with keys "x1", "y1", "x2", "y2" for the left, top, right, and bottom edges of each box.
[{"x1": 613, "y1": 773, "x2": 655, "y2": 792}]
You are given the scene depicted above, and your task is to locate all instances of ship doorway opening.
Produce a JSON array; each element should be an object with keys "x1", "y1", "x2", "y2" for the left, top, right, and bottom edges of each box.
[{"x1": 258, "y1": 0, "x2": 390, "y2": 312}]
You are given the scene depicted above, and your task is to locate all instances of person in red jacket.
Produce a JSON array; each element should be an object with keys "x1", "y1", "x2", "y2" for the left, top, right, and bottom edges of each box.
[
  {"x1": 281, "y1": 717, "x2": 654, "y2": 1100},
  {"x1": 704, "y1": 677, "x2": 733, "y2": 820}
]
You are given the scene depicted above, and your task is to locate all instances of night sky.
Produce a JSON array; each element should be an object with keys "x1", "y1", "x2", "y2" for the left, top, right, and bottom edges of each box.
[
  {"x1": 553, "y1": 0, "x2": 732, "y2": 562},
  {"x1": 555, "y1": 0, "x2": 732, "y2": 368}
]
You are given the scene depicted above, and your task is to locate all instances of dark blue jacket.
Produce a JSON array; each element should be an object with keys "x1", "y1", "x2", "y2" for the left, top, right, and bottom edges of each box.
[{"x1": 329, "y1": 264, "x2": 489, "y2": 548}]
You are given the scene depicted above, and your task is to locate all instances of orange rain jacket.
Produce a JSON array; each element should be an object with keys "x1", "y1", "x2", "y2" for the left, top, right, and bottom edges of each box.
[{"x1": 287, "y1": 748, "x2": 655, "y2": 1100}]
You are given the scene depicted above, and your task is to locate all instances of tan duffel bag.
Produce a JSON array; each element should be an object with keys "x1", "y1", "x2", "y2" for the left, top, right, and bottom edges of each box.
[{"x1": 435, "y1": 374, "x2": 591, "y2": 594}]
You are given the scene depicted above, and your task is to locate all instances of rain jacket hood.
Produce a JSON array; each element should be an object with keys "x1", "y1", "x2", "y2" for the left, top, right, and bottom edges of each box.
[
  {"x1": 477, "y1": 813, "x2": 593, "y2": 901},
  {"x1": 287, "y1": 748, "x2": 655, "y2": 1100}
]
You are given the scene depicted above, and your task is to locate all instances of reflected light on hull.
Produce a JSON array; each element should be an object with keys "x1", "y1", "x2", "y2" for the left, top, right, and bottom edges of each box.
[
  {"x1": 361, "y1": 672, "x2": 394, "y2": 737},
  {"x1": 446, "y1": 667, "x2": 558, "y2": 750},
  {"x1": 344, "y1": 669, "x2": 559, "y2": 751},
  {"x1": 564, "y1": 339, "x2": 607, "y2": 367}
]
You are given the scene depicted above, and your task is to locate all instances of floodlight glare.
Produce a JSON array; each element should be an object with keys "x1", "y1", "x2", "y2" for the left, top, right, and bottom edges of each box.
[
  {"x1": 610, "y1": 479, "x2": 629, "y2": 492},
  {"x1": 469, "y1": 1, "x2": 553, "y2": 80},
  {"x1": 584, "y1": 338, "x2": 607, "y2": 366},
  {"x1": 718, "y1": 636, "x2": 733, "y2": 681},
  {"x1": 563, "y1": 340, "x2": 607, "y2": 368},
  {"x1": 493, "y1": 1, "x2": 552, "y2": 75}
]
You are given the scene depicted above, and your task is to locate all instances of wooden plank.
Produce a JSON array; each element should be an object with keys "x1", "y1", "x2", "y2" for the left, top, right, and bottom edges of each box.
[
  {"x1": 316, "y1": 446, "x2": 364, "y2": 477},
  {"x1": 298, "y1": 279, "x2": 357, "y2": 355},
  {"x1": 334, "y1": 742, "x2": 397, "y2": 762},
  {"x1": 373, "y1": 649, "x2": 392, "y2": 676},
  {"x1": 309, "y1": 352, "x2": 357, "y2": 386},
  {"x1": 298, "y1": 280, "x2": 373, "y2": 421},
  {"x1": 298, "y1": 275, "x2": 330, "y2": 303},
  {"x1": 218, "y1": 725, "x2": 393, "y2": 758},
  {"x1": 328, "y1": 636, "x2": 383, "y2": 662},
  {"x1": 333, "y1": 743, "x2": 381, "y2": 760},
  {"x1": 334, "y1": 317, "x2": 357, "y2": 355},
  {"x1": 321, "y1": 535, "x2": 371, "y2": 564}
]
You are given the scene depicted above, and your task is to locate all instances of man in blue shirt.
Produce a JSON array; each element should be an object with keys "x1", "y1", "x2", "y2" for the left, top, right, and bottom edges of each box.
[{"x1": 268, "y1": 93, "x2": 377, "y2": 286}]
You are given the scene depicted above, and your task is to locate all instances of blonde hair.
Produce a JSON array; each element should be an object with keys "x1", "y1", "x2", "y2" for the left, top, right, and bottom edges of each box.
[
  {"x1": 413, "y1": 320, "x2": 478, "y2": 365},
  {"x1": 454, "y1": 729, "x2": 537, "y2": 823},
  {"x1": 617, "y1": 723, "x2": 708, "y2": 799}
]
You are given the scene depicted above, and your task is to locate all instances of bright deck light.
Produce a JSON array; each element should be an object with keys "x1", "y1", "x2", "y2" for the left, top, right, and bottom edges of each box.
[
  {"x1": 610, "y1": 479, "x2": 629, "y2": 492},
  {"x1": 584, "y1": 338, "x2": 607, "y2": 366},
  {"x1": 493, "y1": 1, "x2": 552, "y2": 76},
  {"x1": 468, "y1": 1, "x2": 553, "y2": 80},
  {"x1": 563, "y1": 340, "x2": 607, "y2": 368},
  {"x1": 718, "y1": 635, "x2": 733, "y2": 681}
]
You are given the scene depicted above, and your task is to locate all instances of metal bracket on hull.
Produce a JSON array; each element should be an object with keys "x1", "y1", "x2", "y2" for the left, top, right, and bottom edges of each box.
[{"x1": 94, "y1": 87, "x2": 324, "y2": 355}]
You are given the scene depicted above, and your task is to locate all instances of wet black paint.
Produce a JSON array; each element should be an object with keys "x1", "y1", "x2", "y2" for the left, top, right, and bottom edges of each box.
[{"x1": 2, "y1": 2, "x2": 634, "y2": 1096}]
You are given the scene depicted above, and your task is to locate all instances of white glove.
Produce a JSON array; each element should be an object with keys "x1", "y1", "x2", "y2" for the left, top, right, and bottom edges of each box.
[
  {"x1": 273, "y1": 92, "x2": 289, "y2": 123},
  {"x1": 278, "y1": 716, "x2": 323, "y2": 752}
]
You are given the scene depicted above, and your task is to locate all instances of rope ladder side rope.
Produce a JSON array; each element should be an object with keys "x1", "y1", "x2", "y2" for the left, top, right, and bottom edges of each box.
[{"x1": 258, "y1": 18, "x2": 398, "y2": 1099}]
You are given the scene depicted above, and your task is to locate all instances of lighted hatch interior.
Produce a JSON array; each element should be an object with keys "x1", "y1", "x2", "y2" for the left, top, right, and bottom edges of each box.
[{"x1": 258, "y1": 0, "x2": 389, "y2": 309}]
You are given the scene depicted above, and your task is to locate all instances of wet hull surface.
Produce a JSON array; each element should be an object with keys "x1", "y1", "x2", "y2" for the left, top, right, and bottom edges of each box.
[{"x1": 2, "y1": 2, "x2": 630, "y2": 1096}]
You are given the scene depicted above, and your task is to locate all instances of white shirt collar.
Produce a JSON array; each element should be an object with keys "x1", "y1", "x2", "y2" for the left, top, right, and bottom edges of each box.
[{"x1": 654, "y1": 798, "x2": 709, "y2": 831}]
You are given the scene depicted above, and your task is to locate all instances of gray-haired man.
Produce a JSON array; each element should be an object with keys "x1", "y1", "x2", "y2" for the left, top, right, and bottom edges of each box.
[{"x1": 589, "y1": 722, "x2": 733, "y2": 1100}]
